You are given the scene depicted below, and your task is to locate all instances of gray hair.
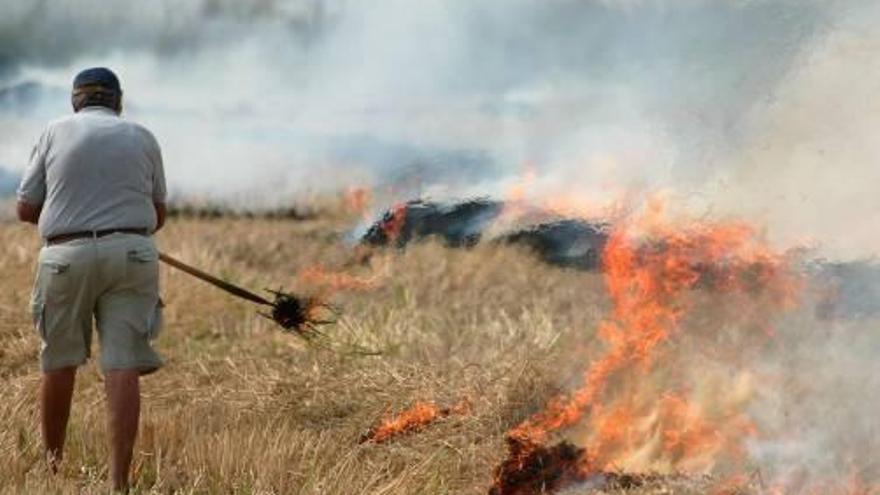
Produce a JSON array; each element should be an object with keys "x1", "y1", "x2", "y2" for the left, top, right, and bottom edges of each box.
[{"x1": 71, "y1": 85, "x2": 122, "y2": 113}]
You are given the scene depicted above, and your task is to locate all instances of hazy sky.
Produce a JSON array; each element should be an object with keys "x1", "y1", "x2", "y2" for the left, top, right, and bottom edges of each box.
[{"x1": 1, "y1": 0, "x2": 878, "y2": 256}]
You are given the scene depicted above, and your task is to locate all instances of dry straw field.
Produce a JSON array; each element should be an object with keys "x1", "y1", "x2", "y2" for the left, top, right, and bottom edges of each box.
[
  {"x1": 0, "y1": 201, "x2": 840, "y2": 495},
  {"x1": 0, "y1": 205, "x2": 615, "y2": 494}
]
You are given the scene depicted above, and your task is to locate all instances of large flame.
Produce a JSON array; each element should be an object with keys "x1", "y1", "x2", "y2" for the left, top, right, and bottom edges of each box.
[{"x1": 493, "y1": 209, "x2": 802, "y2": 493}]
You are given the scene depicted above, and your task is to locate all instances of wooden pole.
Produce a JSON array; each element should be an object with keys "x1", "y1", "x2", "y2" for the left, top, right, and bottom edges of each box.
[{"x1": 158, "y1": 252, "x2": 273, "y2": 306}]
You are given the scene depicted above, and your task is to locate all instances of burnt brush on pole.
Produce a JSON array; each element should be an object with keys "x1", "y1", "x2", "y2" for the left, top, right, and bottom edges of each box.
[{"x1": 158, "y1": 252, "x2": 335, "y2": 339}]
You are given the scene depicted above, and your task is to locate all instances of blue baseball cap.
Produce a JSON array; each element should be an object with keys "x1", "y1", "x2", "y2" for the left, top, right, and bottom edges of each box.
[{"x1": 72, "y1": 67, "x2": 121, "y2": 93}]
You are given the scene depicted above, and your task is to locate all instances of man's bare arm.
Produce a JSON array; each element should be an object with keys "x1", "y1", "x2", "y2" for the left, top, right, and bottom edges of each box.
[
  {"x1": 17, "y1": 201, "x2": 41, "y2": 224},
  {"x1": 154, "y1": 202, "x2": 166, "y2": 233}
]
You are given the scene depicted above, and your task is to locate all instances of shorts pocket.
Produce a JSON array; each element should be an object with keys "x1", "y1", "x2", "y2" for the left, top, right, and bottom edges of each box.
[
  {"x1": 42, "y1": 260, "x2": 70, "y2": 273},
  {"x1": 30, "y1": 300, "x2": 47, "y2": 339},
  {"x1": 125, "y1": 247, "x2": 159, "y2": 289},
  {"x1": 37, "y1": 259, "x2": 72, "y2": 301},
  {"x1": 127, "y1": 247, "x2": 158, "y2": 264},
  {"x1": 146, "y1": 298, "x2": 164, "y2": 340}
]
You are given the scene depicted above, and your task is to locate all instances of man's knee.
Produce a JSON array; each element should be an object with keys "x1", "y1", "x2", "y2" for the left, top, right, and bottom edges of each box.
[
  {"x1": 104, "y1": 369, "x2": 141, "y2": 398},
  {"x1": 42, "y1": 366, "x2": 77, "y2": 389},
  {"x1": 43, "y1": 365, "x2": 77, "y2": 377}
]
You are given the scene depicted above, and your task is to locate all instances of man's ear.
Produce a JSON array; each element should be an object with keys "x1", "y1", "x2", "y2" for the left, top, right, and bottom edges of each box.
[{"x1": 115, "y1": 91, "x2": 124, "y2": 115}]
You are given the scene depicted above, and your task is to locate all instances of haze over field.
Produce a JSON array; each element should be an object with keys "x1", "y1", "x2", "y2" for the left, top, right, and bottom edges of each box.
[{"x1": 1, "y1": 0, "x2": 878, "y2": 258}]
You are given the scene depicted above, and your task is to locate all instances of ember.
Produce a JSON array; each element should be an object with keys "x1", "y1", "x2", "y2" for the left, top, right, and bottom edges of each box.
[
  {"x1": 360, "y1": 400, "x2": 469, "y2": 444},
  {"x1": 490, "y1": 436, "x2": 672, "y2": 495},
  {"x1": 489, "y1": 438, "x2": 589, "y2": 495}
]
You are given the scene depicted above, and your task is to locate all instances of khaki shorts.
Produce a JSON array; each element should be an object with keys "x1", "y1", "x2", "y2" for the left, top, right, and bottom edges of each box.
[{"x1": 30, "y1": 233, "x2": 164, "y2": 374}]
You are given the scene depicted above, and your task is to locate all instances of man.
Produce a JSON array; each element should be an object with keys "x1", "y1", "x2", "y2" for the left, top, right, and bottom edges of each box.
[{"x1": 16, "y1": 67, "x2": 167, "y2": 491}]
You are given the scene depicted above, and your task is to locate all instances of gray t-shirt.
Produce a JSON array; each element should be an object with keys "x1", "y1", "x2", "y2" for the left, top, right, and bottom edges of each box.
[{"x1": 17, "y1": 106, "x2": 166, "y2": 239}]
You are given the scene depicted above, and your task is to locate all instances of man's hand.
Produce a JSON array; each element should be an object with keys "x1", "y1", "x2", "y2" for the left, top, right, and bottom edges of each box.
[
  {"x1": 154, "y1": 202, "x2": 166, "y2": 233},
  {"x1": 17, "y1": 201, "x2": 41, "y2": 224}
]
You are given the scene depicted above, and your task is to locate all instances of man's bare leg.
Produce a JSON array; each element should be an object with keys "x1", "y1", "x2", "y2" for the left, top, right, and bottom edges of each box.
[
  {"x1": 41, "y1": 366, "x2": 77, "y2": 471},
  {"x1": 105, "y1": 370, "x2": 140, "y2": 491}
]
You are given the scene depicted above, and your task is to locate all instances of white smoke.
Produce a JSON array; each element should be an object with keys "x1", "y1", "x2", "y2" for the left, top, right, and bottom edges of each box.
[
  {"x1": 744, "y1": 301, "x2": 880, "y2": 492},
  {"x1": 3, "y1": 1, "x2": 880, "y2": 490},
  {"x1": 710, "y1": 1, "x2": 880, "y2": 260},
  {"x1": 0, "y1": 0, "x2": 835, "y2": 207}
]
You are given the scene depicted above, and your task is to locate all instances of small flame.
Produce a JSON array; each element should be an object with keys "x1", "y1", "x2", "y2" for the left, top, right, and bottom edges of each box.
[
  {"x1": 299, "y1": 265, "x2": 380, "y2": 292},
  {"x1": 381, "y1": 202, "x2": 408, "y2": 245},
  {"x1": 360, "y1": 400, "x2": 469, "y2": 444},
  {"x1": 507, "y1": 162, "x2": 537, "y2": 204},
  {"x1": 345, "y1": 186, "x2": 373, "y2": 217}
]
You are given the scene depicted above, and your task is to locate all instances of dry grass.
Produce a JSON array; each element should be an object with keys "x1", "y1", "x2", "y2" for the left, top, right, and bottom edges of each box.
[
  {"x1": 3, "y1": 206, "x2": 875, "y2": 494},
  {"x1": 2, "y1": 203, "x2": 771, "y2": 495},
  {"x1": 0, "y1": 210, "x2": 628, "y2": 495}
]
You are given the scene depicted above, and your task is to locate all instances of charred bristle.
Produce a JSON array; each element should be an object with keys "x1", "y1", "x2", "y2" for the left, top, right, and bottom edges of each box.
[{"x1": 263, "y1": 289, "x2": 335, "y2": 339}]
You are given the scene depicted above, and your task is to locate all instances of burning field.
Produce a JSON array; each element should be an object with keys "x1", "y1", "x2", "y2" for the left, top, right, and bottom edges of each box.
[
  {"x1": 490, "y1": 216, "x2": 799, "y2": 494},
  {"x1": 5, "y1": 0, "x2": 880, "y2": 493},
  {"x1": 1, "y1": 199, "x2": 879, "y2": 494}
]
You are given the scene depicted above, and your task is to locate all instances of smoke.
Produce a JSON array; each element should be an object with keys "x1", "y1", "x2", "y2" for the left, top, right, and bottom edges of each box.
[
  {"x1": 3, "y1": 1, "x2": 879, "y2": 490},
  {"x1": 748, "y1": 310, "x2": 880, "y2": 492},
  {"x1": 0, "y1": 0, "x2": 325, "y2": 74},
  {"x1": 0, "y1": 0, "x2": 331, "y2": 199},
  {"x1": 0, "y1": 1, "x2": 838, "y2": 205},
  {"x1": 0, "y1": 166, "x2": 17, "y2": 196},
  {"x1": 709, "y1": 1, "x2": 880, "y2": 260}
]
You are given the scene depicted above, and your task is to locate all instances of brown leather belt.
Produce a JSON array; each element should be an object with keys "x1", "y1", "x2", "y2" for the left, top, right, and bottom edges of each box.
[{"x1": 46, "y1": 228, "x2": 150, "y2": 246}]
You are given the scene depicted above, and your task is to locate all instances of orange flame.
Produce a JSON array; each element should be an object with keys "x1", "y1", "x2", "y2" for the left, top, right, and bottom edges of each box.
[
  {"x1": 381, "y1": 202, "x2": 408, "y2": 244},
  {"x1": 344, "y1": 186, "x2": 373, "y2": 216},
  {"x1": 507, "y1": 162, "x2": 537, "y2": 204},
  {"x1": 495, "y1": 210, "x2": 802, "y2": 493},
  {"x1": 361, "y1": 400, "x2": 469, "y2": 444},
  {"x1": 298, "y1": 265, "x2": 379, "y2": 292}
]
